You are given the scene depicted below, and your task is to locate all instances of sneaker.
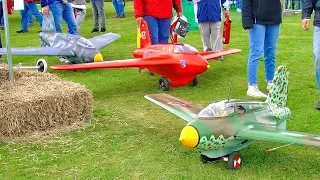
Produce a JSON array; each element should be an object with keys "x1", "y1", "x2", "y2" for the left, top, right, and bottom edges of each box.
[
  {"x1": 217, "y1": 56, "x2": 224, "y2": 61},
  {"x1": 28, "y1": 23, "x2": 34, "y2": 27},
  {"x1": 247, "y1": 85, "x2": 268, "y2": 98},
  {"x1": 236, "y1": 8, "x2": 242, "y2": 13},
  {"x1": 90, "y1": 28, "x2": 99, "y2": 33},
  {"x1": 118, "y1": 15, "x2": 125, "y2": 18},
  {"x1": 316, "y1": 101, "x2": 320, "y2": 110},
  {"x1": 100, "y1": 28, "x2": 106, "y2": 33},
  {"x1": 267, "y1": 82, "x2": 273, "y2": 91},
  {"x1": 58, "y1": 56, "x2": 69, "y2": 64},
  {"x1": 16, "y1": 29, "x2": 28, "y2": 33}
]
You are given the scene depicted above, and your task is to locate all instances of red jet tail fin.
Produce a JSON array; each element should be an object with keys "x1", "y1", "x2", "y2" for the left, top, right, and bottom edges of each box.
[{"x1": 137, "y1": 20, "x2": 151, "y2": 49}]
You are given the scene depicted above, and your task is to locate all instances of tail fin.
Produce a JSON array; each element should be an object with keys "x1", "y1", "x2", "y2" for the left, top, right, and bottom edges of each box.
[
  {"x1": 137, "y1": 20, "x2": 151, "y2": 49},
  {"x1": 266, "y1": 65, "x2": 289, "y2": 107}
]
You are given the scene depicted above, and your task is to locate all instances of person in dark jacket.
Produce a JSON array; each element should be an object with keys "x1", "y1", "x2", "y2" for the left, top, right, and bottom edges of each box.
[
  {"x1": 241, "y1": 0, "x2": 282, "y2": 98},
  {"x1": 134, "y1": 0, "x2": 182, "y2": 45},
  {"x1": 16, "y1": 0, "x2": 43, "y2": 33},
  {"x1": 302, "y1": 0, "x2": 320, "y2": 109},
  {"x1": 194, "y1": 0, "x2": 230, "y2": 52}
]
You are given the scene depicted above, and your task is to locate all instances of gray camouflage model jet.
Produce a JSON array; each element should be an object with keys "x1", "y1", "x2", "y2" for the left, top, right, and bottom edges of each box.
[{"x1": 0, "y1": 32, "x2": 120, "y2": 66}]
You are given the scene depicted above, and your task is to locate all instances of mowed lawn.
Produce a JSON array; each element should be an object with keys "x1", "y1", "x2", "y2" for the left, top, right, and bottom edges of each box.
[{"x1": 1, "y1": 2, "x2": 320, "y2": 179}]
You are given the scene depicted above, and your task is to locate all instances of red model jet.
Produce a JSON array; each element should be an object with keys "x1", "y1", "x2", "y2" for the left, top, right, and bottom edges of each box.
[{"x1": 51, "y1": 20, "x2": 242, "y2": 91}]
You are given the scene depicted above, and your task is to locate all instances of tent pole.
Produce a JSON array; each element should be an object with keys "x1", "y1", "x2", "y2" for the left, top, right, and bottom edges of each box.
[{"x1": 2, "y1": 0, "x2": 13, "y2": 81}]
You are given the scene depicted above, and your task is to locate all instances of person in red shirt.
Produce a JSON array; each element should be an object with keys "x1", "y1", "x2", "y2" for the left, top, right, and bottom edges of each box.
[{"x1": 134, "y1": 0, "x2": 182, "y2": 44}]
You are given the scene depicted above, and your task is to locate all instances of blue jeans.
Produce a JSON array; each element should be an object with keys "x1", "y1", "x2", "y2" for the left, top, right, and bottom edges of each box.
[
  {"x1": 313, "y1": 26, "x2": 320, "y2": 91},
  {"x1": 20, "y1": 2, "x2": 43, "y2": 31},
  {"x1": 144, "y1": 16, "x2": 171, "y2": 44},
  {"x1": 236, "y1": 0, "x2": 241, "y2": 9},
  {"x1": 28, "y1": 10, "x2": 33, "y2": 24},
  {"x1": 247, "y1": 24, "x2": 280, "y2": 85},
  {"x1": 49, "y1": 1, "x2": 78, "y2": 35},
  {"x1": 112, "y1": 0, "x2": 124, "y2": 16}
]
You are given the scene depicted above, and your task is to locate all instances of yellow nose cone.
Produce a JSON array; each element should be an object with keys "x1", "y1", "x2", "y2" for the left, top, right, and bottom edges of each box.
[
  {"x1": 207, "y1": 64, "x2": 210, "y2": 69},
  {"x1": 94, "y1": 53, "x2": 103, "y2": 62},
  {"x1": 179, "y1": 126, "x2": 199, "y2": 148}
]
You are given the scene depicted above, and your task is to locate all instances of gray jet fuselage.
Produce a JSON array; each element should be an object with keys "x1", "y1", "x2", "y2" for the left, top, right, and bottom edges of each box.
[{"x1": 39, "y1": 32, "x2": 101, "y2": 63}]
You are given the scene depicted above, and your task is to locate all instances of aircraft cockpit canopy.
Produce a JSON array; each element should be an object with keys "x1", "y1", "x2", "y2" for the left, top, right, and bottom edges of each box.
[
  {"x1": 197, "y1": 101, "x2": 234, "y2": 118},
  {"x1": 174, "y1": 44, "x2": 199, "y2": 54},
  {"x1": 77, "y1": 38, "x2": 95, "y2": 49}
]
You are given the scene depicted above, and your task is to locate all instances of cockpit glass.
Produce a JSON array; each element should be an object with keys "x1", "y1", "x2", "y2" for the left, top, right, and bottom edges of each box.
[
  {"x1": 197, "y1": 101, "x2": 234, "y2": 118},
  {"x1": 174, "y1": 44, "x2": 199, "y2": 53},
  {"x1": 77, "y1": 38, "x2": 95, "y2": 48}
]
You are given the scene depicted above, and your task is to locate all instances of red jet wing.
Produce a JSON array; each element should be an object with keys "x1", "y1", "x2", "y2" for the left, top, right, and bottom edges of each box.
[
  {"x1": 51, "y1": 54, "x2": 175, "y2": 71},
  {"x1": 199, "y1": 48, "x2": 242, "y2": 60}
]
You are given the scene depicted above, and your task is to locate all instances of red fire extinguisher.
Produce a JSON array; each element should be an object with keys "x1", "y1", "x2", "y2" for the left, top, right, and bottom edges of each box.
[
  {"x1": 7, "y1": 0, "x2": 13, "y2": 15},
  {"x1": 223, "y1": 17, "x2": 231, "y2": 44}
]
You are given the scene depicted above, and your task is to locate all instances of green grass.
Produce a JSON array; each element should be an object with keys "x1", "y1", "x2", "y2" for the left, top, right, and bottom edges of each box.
[{"x1": 1, "y1": 2, "x2": 320, "y2": 179}]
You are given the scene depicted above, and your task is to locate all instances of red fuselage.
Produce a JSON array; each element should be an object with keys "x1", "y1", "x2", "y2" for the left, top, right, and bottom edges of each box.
[{"x1": 132, "y1": 44, "x2": 210, "y2": 87}]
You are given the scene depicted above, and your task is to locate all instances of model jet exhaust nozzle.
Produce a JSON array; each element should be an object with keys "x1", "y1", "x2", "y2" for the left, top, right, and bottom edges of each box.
[
  {"x1": 94, "y1": 53, "x2": 103, "y2": 62},
  {"x1": 179, "y1": 125, "x2": 199, "y2": 148}
]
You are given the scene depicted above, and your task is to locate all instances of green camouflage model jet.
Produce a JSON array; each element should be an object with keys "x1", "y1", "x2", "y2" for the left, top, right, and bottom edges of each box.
[{"x1": 145, "y1": 65, "x2": 320, "y2": 170}]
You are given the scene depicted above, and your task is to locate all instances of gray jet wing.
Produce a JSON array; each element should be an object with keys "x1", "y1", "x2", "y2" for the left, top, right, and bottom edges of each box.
[
  {"x1": 0, "y1": 47, "x2": 75, "y2": 56},
  {"x1": 88, "y1": 32, "x2": 121, "y2": 50}
]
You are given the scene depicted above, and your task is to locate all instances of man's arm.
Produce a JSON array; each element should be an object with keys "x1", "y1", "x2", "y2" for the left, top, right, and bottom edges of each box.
[
  {"x1": 133, "y1": 0, "x2": 144, "y2": 18},
  {"x1": 134, "y1": 0, "x2": 144, "y2": 25},
  {"x1": 302, "y1": 0, "x2": 314, "y2": 19},
  {"x1": 221, "y1": 0, "x2": 230, "y2": 19},
  {"x1": 301, "y1": 0, "x2": 314, "y2": 30},
  {"x1": 173, "y1": 0, "x2": 182, "y2": 17},
  {"x1": 241, "y1": 0, "x2": 253, "y2": 30}
]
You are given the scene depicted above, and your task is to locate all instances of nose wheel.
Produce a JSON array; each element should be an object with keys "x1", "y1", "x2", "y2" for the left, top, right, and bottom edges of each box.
[
  {"x1": 36, "y1": 59, "x2": 48, "y2": 72},
  {"x1": 159, "y1": 77, "x2": 169, "y2": 91},
  {"x1": 224, "y1": 151, "x2": 242, "y2": 170}
]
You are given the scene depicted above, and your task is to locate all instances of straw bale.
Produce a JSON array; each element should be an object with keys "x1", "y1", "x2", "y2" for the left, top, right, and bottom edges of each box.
[{"x1": 0, "y1": 66, "x2": 93, "y2": 138}]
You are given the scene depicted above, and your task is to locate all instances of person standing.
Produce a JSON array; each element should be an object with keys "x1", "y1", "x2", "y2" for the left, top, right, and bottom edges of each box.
[
  {"x1": 90, "y1": 0, "x2": 106, "y2": 33},
  {"x1": 236, "y1": 0, "x2": 241, "y2": 12},
  {"x1": 242, "y1": 0, "x2": 282, "y2": 98},
  {"x1": 134, "y1": 0, "x2": 182, "y2": 45},
  {"x1": 41, "y1": 0, "x2": 78, "y2": 35},
  {"x1": 73, "y1": 0, "x2": 86, "y2": 30},
  {"x1": 302, "y1": 0, "x2": 320, "y2": 109},
  {"x1": 112, "y1": 0, "x2": 125, "y2": 18},
  {"x1": 17, "y1": 0, "x2": 43, "y2": 33},
  {"x1": 193, "y1": 0, "x2": 230, "y2": 52}
]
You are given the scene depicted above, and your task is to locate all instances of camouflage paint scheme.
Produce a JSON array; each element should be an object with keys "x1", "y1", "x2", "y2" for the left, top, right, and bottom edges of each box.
[
  {"x1": 0, "y1": 32, "x2": 121, "y2": 64},
  {"x1": 145, "y1": 66, "x2": 320, "y2": 163}
]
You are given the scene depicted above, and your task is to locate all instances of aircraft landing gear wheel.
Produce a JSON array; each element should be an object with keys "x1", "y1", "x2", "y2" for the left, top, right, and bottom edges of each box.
[
  {"x1": 227, "y1": 151, "x2": 242, "y2": 170},
  {"x1": 148, "y1": 71, "x2": 155, "y2": 76},
  {"x1": 159, "y1": 77, "x2": 169, "y2": 91},
  {"x1": 200, "y1": 154, "x2": 220, "y2": 163},
  {"x1": 36, "y1": 59, "x2": 47, "y2": 72},
  {"x1": 190, "y1": 76, "x2": 198, "y2": 86}
]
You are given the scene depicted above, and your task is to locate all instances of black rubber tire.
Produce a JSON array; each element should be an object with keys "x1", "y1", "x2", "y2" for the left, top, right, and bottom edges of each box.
[
  {"x1": 190, "y1": 76, "x2": 198, "y2": 86},
  {"x1": 159, "y1": 77, "x2": 169, "y2": 91},
  {"x1": 227, "y1": 151, "x2": 242, "y2": 170},
  {"x1": 36, "y1": 59, "x2": 47, "y2": 72}
]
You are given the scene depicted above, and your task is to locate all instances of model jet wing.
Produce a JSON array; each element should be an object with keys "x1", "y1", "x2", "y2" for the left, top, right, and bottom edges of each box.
[
  {"x1": 236, "y1": 124, "x2": 320, "y2": 147},
  {"x1": 199, "y1": 48, "x2": 242, "y2": 60},
  {"x1": 144, "y1": 93, "x2": 203, "y2": 122},
  {"x1": 51, "y1": 54, "x2": 175, "y2": 70},
  {"x1": 88, "y1": 32, "x2": 121, "y2": 50},
  {"x1": 0, "y1": 47, "x2": 74, "y2": 56}
]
